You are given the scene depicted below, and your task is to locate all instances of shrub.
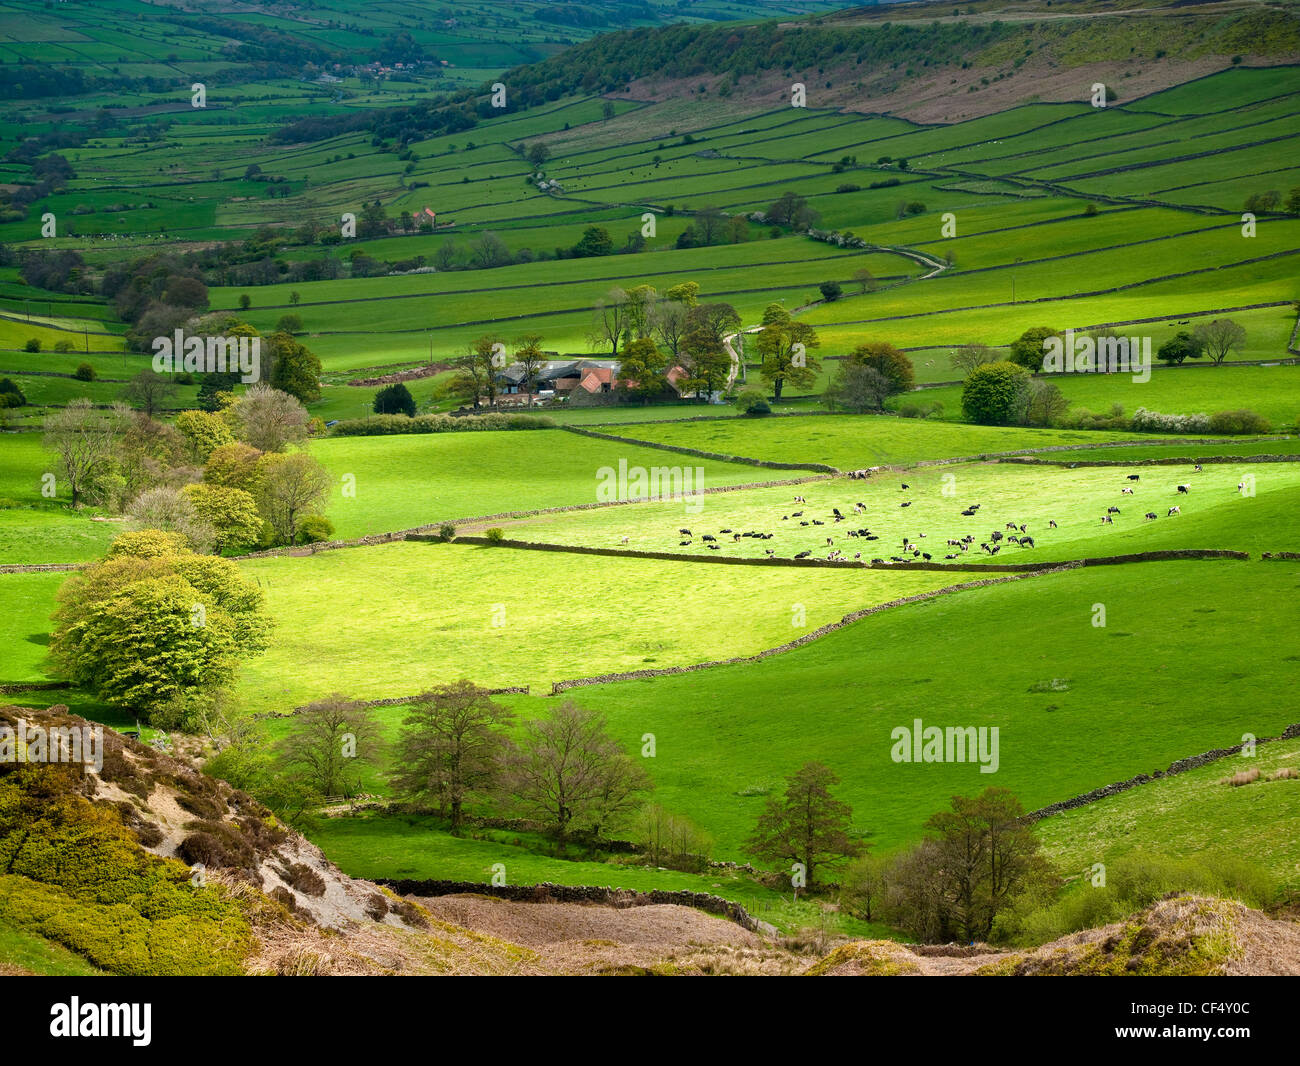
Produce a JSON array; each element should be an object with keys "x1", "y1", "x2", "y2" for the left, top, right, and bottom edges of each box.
[
  {"x1": 281, "y1": 862, "x2": 326, "y2": 897},
  {"x1": 733, "y1": 386, "x2": 771, "y2": 416},
  {"x1": 437, "y1": 522, "x2": 457, "y2": 542},
  {"x1": 995, "y1": 852, "x2": 1277, "y2": 947},
  {"x1": 54, "y1": 339, "x2": 74, "y2": 353},
  {"x1": 961, "y1": 361, "x2": 1030, "y2": 425},
  {"x1": 295, "y1": 514, "x2": 334, "y2": 544},
  {"x1": 818, "y1": 280, "x2": 843, "y2": 302},
  {"x1": 72, "y1": 361, "x2": 96, "y2": 381},
  {"x1": 23, "y1": 338, "x2": 40, "y2": 352},
  {"x1": 1207, "y1": 409, "x2": 1271, "y2": 435},
  {"x1": 1131, "y1": 407, "x2": 1211, "y2": 433},
  {"x1": 373, "y1": 382, "x2": 416, "y2": 418},
  {"x1": 484, "y1": 527, "x2": 506, "y2": 544},
  {"x1": 0, "y1": 378, "x2": 26, "y2": 407},
  {"x1": 331, "y1": 412, "x2": 555, "y2": 435}
]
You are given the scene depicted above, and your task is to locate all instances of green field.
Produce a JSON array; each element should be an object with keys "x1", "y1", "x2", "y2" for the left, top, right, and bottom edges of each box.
[
  {"x1": 236, "y1": 540, "x2": 963, "y2": 711},
  {"x1": 493, "y1": 459, "x2": 1300, "y2": 563}
]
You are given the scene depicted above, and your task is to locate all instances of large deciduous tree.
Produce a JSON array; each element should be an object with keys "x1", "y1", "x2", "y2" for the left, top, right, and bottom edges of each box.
[
  {"x1": 255, "y1": 450, "x2": 330, "y2": 546},
  {"x1": 1192, "y1": 318, "x2": 1247, "y2": 365},
  {"x1": 390, "y1": 681, "x2": 515, "y2": 834},
  {"x1": 961, "y1": 361, "x2": 1030, "y2": 425},
  {"x1": 756, "y1": 303, "x2": 819, "y2": 401},
  {"x1": 746, "y1": 762, "x2": 861, "y2": 888},
  {"x1": 505, "y1": 701, "x2": 651, "y2": 845},
  {"x1": 49, "y1": 530, "x2": 272, "y2": 728},
  {"x1": 276, "y1": 694, "x2": 383, "y2": 800},
  {"x1": 42, "y1": 398, "x2": 127, "y2": 508},
  {"x1": 228, "y1": 384, "x2": 309, "y2": 453}
]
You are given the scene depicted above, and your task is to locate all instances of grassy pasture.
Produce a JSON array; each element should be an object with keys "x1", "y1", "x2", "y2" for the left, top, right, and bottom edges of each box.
[
  {"x1": 487, "y1": 459, "x2": 1300, "y2": 564},
  {"x1": 235, "y1": 540, "x2": 962, "y2": 712},
  {"x1": 1037, "y1": 736, "x2": 1300, "y2": 891},
  {"x1": 0, "y1": 570, "x2": 64, "y2": 685},
  {"x1": 495, "y1": 559, "x2": 1299, "y2": 857},
  {"x1": 311, "y1": 428, "x2": 767, "y2": 538},
  {"x1": 596, "y1": 415, "x2": 1169, "y2": 468}
]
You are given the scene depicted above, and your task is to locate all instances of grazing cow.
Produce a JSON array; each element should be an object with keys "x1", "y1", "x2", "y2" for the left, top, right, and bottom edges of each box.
[
  {"x1": 813, "y1": 519, "x2": 825, "y2": 526},
  {"x1": 1121, "y1": 487, "x2": 1134, "y2": 495},
  {"x1": 989, "y1": 545, "x2": 1001, "y2": 555},
  {"x1": 620, "y1": 536, "x2": 629, "y2": 545},
  {"x1": 922, "y1": 552, "x2": 932, "y2": 561},
  {"x1": 1194, "y1": 464, "x2": 1203, "y2": 472},
  {"x1": 720, "y1": 528, "x2": 732, "y2": 533},
  {"x1": 961, "y1": 509, "x2": 976, "y2": 517},
  {"x1": 970, "y1": 504, "x2": 981, "y2": 511},
  {"x1": 872, "y1": 558, "x2": 884, "y2": 564},
  {"x1": 1021, "y1": 536, "x2": 1035, "y2": 548},
  {"x1": 800, "y1": 520, "x2": 810, "y2": 527},
  {"x1": 1168, "y1": 506, "x2": 1181, "y2": 516},
  {"x1": 1006, "y1": 522, "x2": 1018, "y2": 531},
  {"x1": 1237, "y1": 481, "x2": 1245, "y2": 492},
  {"x1": 734, "y1": 533, "x2": 742, "y2": 542},
  {"x1": 679, "y1": 540, "x2": 691, "y2": 546},
  {"x1": 1127, "y1": 475, "x2": 1140, "y2": 481},
  {"x1": 826, "y1": 537, "x2": 834, "y2": 547},
  {"x1": 707, "y1": 544, "x2": 720, "y2": 550},
  {"x1": 901, "y1": 483, "x2": 910, "y2": 490},
  {"x1": 1101, "y1": 515, "x2": 1113, "y2": 524},
  {"x1": 1049, "y1": 519, "x2": 1058, "y2": 528},
  {"x1": 1007, "y1": 535, "x2": 1020, "y2": 545},
  {"x1": 832, "y1": 507, "x2": 843, "y2": 518},
  {"x1": 679, "y1": 528, "x2": 692, "y2": 535},
  {"x1": 1177, "y1": 484, "x2": 1190, "y2": 494},
  {"x1": 765, "y1": 549, "x2": 775, "y2": 557},
  {"x1": 794, "y1": 495, "x2": 806, "y2": 503},
  {"x1": 1144, "y1": 512, "x2": 1157, "y2": 520},
  {"x1": 1019, "y1": 524, "x2": 1027, "y2": 534},
  {"x1": 945, "y1": 554, "x2": 957, "y2": 560},
  {"x1": 991, "y1": 531, "x2": 1003, "y2": 542},
  {"x1": 901, "y1": 501, "x2": 912, "y2": 508},
  {"x1": 702, "y1": 534, "x2": 716, "y2": 542},
  {"x1": 794, "y1": 550, "x2": 811, "y2": 559},
  {"x1": 1107, "y1": 506, "x2": 1120, "y2": 515},
  {"x1": 792, "y1": 511, "x2": 804, "y2": 518}
]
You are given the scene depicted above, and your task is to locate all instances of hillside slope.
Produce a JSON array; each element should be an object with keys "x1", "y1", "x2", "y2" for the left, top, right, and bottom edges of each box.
[
  {"x1": 808, "y1": 895, "x2": 1300, "y2": 975},
  {"x1": 5, "y1": 705, "x2": 1298, "y2": 976},
  {"x1": 499, "y1": 0, "x2": 1300, "y2": 122}
]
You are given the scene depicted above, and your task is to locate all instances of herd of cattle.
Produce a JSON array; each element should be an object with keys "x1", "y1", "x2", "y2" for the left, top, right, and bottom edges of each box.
[{"x1": 653, "y1": 467, "x2": 1218, "y2": 563}]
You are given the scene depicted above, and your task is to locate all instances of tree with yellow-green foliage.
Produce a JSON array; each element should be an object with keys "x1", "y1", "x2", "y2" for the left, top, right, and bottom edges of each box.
[
  {"x1": 175, "y1": 409, "x2": 234, "y2": 464},
  {"x1": 49, "y1": 530, "x2": 272, "y2": 728}
]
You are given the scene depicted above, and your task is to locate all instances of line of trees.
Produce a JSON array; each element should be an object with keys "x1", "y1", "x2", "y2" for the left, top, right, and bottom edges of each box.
[
  {"x1": 43, "y1": 384, "x2": 332, "y2": 551},
  {"x1": 257, "y1": 683, "x2": 653, "y2": 849}
]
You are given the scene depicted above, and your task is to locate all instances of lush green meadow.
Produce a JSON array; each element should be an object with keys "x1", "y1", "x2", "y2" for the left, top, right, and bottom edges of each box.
[
  {"x1": 592, "y1": 414, "x2": 1188, "y2": 468},
  {"x1": 490, "y1": 460, "x2": 1300, "y2": 563},
  {"x1": 491, "y1": 559, "x2": 1298, "y2": 857},
  {"x1": 236, "y1": 540, "x2": 963, "y2": 711},
  {"x1": 1038, "y1": 736, "x2": 1300, "y2": 891},
  {"x1": 312, "y1": 428, "x2": 769, "y2": 538}
]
